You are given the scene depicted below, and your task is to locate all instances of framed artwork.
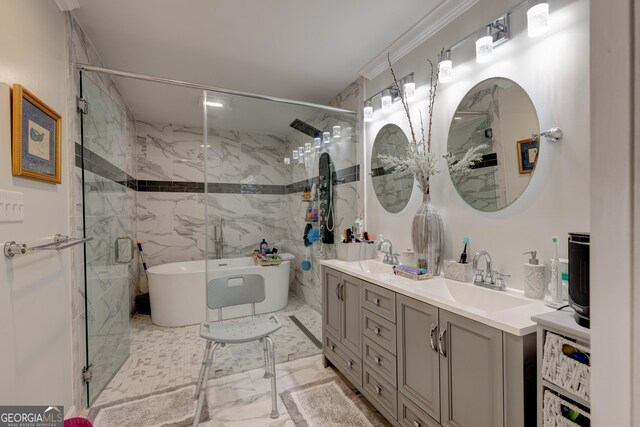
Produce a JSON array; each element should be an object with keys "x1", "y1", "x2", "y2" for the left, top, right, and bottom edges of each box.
[
  {"x1": 11, "y1": 84, "x2": 62, "y2": 184},
  {"x1": 517, "y1": 138, "x2": 538, "y2": 174}
]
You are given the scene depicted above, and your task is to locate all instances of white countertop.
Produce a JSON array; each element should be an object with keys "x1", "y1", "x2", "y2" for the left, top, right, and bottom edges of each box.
[{"x1": 321, "y1": 259, "x2": 555, "y2": 337}]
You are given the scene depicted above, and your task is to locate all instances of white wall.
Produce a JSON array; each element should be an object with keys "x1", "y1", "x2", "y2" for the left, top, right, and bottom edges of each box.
[
  {"x1": 364, "y1": 0, "x2": 589, "y2": 289},
  {"x1": 0, "y1": 0, "x2": 73, "y2": 412}
]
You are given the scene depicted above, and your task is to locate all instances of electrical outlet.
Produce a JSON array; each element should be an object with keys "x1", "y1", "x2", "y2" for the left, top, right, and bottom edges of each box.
[{"x1": 0, "y1": 190, "x2": 24, "y2": 222}]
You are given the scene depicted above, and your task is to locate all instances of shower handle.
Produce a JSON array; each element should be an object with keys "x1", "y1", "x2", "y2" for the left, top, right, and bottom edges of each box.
[{"x1": 115, "y1": 236, "x2": 135, "y2": 264}]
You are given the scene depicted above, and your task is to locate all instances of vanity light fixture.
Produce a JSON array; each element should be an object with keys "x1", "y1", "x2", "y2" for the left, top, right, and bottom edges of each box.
[
  {"x1": 475, "y1": 27, "x2": 494, "y2": 64},
  {"x1": 527, "y1": 0, "x2": 549, "y2": 38},
  {"x1": 305, "y1": 142, "x2": 312, "y2": 153},
  {"x1": 476, "y1": 15, "x2": 510, "y2": 64},
  {"x1": 292, "y1": 149, "x2": 299, "y2": 160},
  {"x1": 323, "y1": 132, "x2": 331, "y2": 144},
  {"x1": 403, "y1": 74, "x2": 415, "y2": 98},
  {"x1": 533, "y1": 127, "x2": 563, "y2": 143},
  {"x1": 363, "y1": 100, "x2": 373, "y2": 122},
  {"x1": 381, "y1": 89, "x2": 392, "y2": 111},
  {"x1": 332, "y1": 126, "x2": 341, "y2": 138},
  {"x1": 438, "y1": 50, "x2": 453, "y2": 83},
  {"x1": 314, "y1": 137, "x2": 322, "y2": 149}
]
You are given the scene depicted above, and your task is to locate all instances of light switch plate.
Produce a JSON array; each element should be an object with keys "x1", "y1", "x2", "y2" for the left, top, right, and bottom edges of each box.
[{"x1": 0, "y1": 190, "x2": 24, "y2": 222}]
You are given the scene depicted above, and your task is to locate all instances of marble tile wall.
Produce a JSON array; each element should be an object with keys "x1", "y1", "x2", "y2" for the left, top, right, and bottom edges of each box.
[
  {"x1": 66, "y1": 12, "x2": 138, "y2": 410},
  {"x1": 136, "y1": 121, "x2": 287, "y2": 273},
  {"x1": 282, "y1": 80, "x2": 363, "y2": 311}
]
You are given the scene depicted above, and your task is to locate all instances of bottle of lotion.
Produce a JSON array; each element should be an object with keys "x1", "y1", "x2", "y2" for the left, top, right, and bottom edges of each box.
[{"x1": 523, "y1": 251, "x2": 546, "y2": 299}]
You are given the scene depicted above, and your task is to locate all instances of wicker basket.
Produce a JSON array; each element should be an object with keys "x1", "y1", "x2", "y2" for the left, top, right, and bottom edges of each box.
[
  {"x1": 543, "y1": 390, "x2": 590, "y2": 427},
  {"x1": 541, "y1": 332, "x2": 590, "y2": 402}
]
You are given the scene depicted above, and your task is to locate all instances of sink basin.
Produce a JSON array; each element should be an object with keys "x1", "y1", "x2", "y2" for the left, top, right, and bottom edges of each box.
[
  {"x1": 443, "y1": 279, "x2": 531, "y2": 313},
  {"x1": 354, "y1": 259, "x2": 394, "y2": 275}
]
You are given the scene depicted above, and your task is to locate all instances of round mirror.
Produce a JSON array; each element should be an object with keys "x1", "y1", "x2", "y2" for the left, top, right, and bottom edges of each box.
[
  {"x1": 447, "y1": 78, "x2": 540, "y2": 212},
  {"x1": 371, "y1": 124, "x2": 414, "y2": 213}
]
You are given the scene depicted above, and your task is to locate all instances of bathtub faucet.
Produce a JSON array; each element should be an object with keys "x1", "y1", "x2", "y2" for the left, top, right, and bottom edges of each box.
[{"x1": 213, "y1": 219, "x2": 224, "y2": 259}]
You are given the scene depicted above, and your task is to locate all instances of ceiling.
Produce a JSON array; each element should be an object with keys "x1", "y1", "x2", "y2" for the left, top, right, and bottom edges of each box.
[{"x1": 73, "y1": 0, "x2": 457, "y2": 133}]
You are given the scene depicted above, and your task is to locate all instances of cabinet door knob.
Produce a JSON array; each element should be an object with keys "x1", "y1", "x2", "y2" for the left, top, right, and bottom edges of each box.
[
  {"x1": 347, "y1": 360, "x2": 353, "y2": 368},
  {"x1": 374, "y1": 356, "x2": 381, "y2": 365},
  {"x1": 373, "y1": 297, "x2": 380, "y2": 306},
  {"x1": 374, "y1": 327, "x2": 380, "y2": 336},
  {"x1": 375, "y1": 385, "x2": 382, "y2": 395}
]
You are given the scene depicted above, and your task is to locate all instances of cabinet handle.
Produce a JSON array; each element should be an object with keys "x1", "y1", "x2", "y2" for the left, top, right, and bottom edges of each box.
[
  {"x1": 438, "y1": 328, "x2": 447, "y2": 357},
  {"x1": 335, "y1": 284, "x2": 341, "y2": 301},
  {"x1": 375, "y1": 385, "x2": 382, "y2": 395},
  {"x1": 413, "y1": 421, "x2": 421, "y2": 427},
  {"x1": 374, "y1": 356, "x2": 381, "y2": 365},
  {"x1": 429, "y1": 324, "x2": 438, "y2": 352},
  {"x1": 373, "y1": 297, "x2": 380, "y2": 306},
  {"x1": 347, "y1": 360, "x2": 353, "y2": 368},
  {"x1": 329, "y1": 344, "x2": 335, "y2": 351},
  {"x1": 374, "y1": 327, "x2": 381, "y2": 336},
  {"x1": 341, "y1": 283, "x2": 345, "y2": 300}
]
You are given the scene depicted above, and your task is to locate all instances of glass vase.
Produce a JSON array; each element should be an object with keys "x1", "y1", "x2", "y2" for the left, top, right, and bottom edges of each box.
[{"x1": 411, "y1": 193, "x2": 444, "y2": 275}]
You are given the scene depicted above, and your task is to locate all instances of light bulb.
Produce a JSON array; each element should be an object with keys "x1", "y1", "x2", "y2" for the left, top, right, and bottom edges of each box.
[
  {"x1": 438, "y1": 50, "x2": 453, "y2": 83},
  {"x1": 298, "y1": 147, "x2": 304, "y2": 157},
  {"x1": 323, "y1": 132, "x2": 331, "y2": 144},
  {"x1": 292, "y1": 149, "x2": 298, "y2": 160},
  {"x1": 332, "y1": 126, "x2": 341, "y2": 138},
  {"x1": 475, "y1": 28, "x2": 493, "y2": 64},
  {"x1": 314, "y1": 137, "x2": 321, "y2": 149},
  {"x1": 363, "y1": 100, "x2": 373, "y2": 122},
  {"x1": 381, "y1": 89, "x2": 392, "y2": 111},
  {"x1": 527, "y1": 1, "x2": 549, "y2": 38},
  {"x1": 284, "y1": 157, "x2": 290, "y2": 165},
  {"x1": 305, "y1": 142, "x2": 311, "y2": 153},
  {"x1": 403, "y1": 75, "x2": 415, "y2": 98}
]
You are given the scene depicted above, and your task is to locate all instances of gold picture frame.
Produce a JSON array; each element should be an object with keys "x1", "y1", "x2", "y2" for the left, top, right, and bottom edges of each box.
[
  {"x1": 516, "y1": 138, "x2": 539, "y2": 175},
  {"x1": 11, "y1": 84, "x2": 62, "y2": 184}
]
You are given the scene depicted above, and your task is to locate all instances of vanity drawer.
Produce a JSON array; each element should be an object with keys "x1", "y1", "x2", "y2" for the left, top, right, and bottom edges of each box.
[
  {"x1": 363, "y1": 363, "x2": 397, "y2": 420},
  {"x1": 324, "y1": 333, "x2": 362, "y2": 387},
  {"x1": 362, "y1": 309, "x2": 396, "y2": 355},
  {"x1": 398, "y1": 392, "x2": 439, "y2": 427},
  {"x1": 363, "y1": 336, "x2": 397, "y2": 387},
  {"x1": 361, "y1": 281, "x2": 396, "y2": 323}
]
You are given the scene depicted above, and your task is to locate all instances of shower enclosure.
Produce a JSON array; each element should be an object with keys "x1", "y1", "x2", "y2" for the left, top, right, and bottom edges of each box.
[{"x1": 203, "y1": 89, "x2": 359, "y2": 312}]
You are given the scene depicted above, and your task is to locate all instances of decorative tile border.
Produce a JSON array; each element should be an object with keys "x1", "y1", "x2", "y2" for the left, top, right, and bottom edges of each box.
[{"x1": 76, "y1": 143, "x2": 359, "y2": 194}]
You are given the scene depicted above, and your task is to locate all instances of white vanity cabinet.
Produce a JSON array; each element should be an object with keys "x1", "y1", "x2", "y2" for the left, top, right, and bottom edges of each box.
[{"x1": 322, "y1": 266, "x2": 537, "y2": 427}]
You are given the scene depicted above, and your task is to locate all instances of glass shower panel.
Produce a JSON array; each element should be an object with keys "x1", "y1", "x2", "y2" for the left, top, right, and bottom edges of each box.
[
  {"x1": 80, "y1": 72, "x2": 131, "y2": 405},
  {"x1": 203, "y1": 89, "x2": 358, "y2": 312}
]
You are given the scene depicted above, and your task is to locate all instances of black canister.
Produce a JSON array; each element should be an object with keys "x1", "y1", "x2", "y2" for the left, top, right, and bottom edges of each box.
[{"x1": 568, "y1": 232, "x2": 590, "y2": 328}]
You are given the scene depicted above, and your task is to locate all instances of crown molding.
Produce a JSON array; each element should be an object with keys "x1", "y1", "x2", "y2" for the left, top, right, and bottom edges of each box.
[
  {"x1": 53, "y1": 0, "x2": 80, "y2": 12},
  {"x1": 358, "y1": 0, "x2": 480, "y2": 81}
]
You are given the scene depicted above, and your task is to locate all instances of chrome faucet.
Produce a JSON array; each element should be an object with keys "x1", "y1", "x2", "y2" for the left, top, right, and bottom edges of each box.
[
  {"x1": 377, "y1": 239, "x2": 399, "y2": 265},
  {"x1": 472, "y1": 250, "x2": 509, "y2": 291}
]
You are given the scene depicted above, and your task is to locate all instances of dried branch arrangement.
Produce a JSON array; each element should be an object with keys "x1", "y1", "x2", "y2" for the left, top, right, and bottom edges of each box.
[{"x1": 377, "y1": 49, "x2": 486, "y2": 195}]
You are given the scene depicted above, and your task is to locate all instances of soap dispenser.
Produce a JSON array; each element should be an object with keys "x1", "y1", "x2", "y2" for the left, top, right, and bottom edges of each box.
[{"x1": 523, "y1": 251, "x2": 546, "y2": 299}]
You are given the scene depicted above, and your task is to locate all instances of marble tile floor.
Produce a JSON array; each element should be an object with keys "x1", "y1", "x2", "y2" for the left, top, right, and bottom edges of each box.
[{"x1": 92, "y1": 293, "x2": 322, "y2": 407}]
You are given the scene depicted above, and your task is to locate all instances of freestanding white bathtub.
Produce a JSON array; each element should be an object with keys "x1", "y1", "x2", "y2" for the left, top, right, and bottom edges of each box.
[{"x1": 148, "y1": 255, "x2": 293, "y2": 327}]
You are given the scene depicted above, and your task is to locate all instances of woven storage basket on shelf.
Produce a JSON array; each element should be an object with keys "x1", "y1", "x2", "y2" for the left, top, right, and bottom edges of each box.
[
  {"x1": 541, "y1": 331, "x2": 590, "y2": 402},
  {"x1": 543, "y1": 390, "x2": 590, "y2": 427}
]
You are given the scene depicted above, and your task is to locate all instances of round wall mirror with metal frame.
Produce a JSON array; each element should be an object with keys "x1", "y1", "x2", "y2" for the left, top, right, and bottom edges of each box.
[
  {"x1": 447, "y1": 77, "x2": 540, "y2": 212},
  {"x1": 371, "y1": 124, "x2": 414, "y2": 213}
]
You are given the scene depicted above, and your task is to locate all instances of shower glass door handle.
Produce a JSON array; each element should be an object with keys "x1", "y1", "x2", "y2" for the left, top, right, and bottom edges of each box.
[{"x1": 115, "y1": 236, "x2": 135, "y2": 264}]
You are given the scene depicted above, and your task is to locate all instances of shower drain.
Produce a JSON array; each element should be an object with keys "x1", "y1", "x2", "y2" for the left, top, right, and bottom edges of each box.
[{"x1": 289, "y1": 315, "x2": 322, "y2": 349}]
